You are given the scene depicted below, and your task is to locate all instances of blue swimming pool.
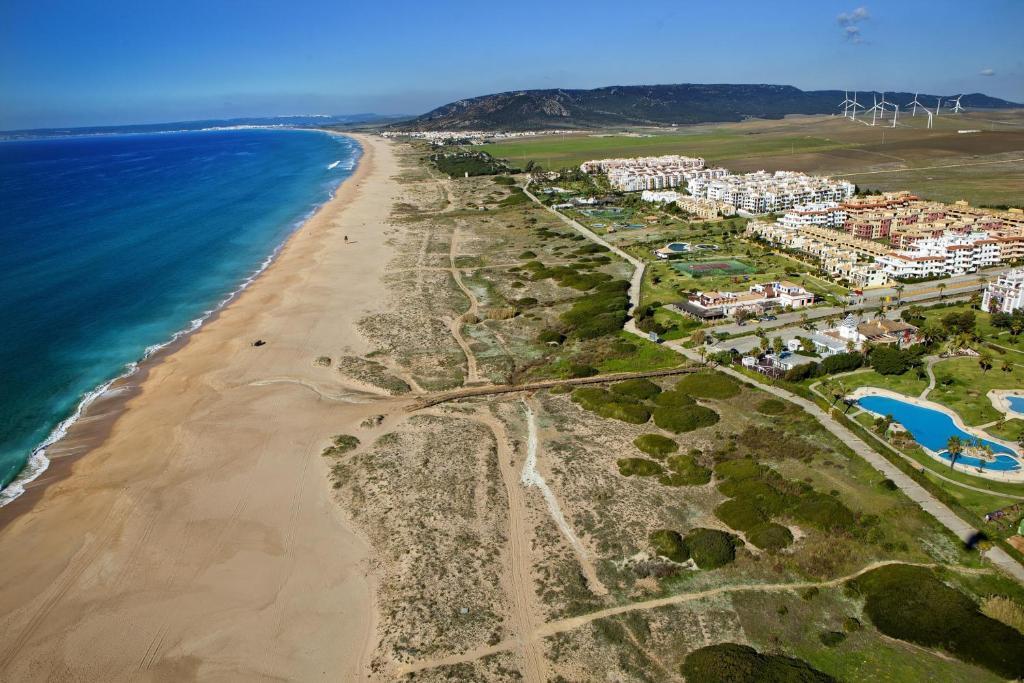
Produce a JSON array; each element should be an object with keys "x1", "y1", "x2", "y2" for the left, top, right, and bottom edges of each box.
[
  {"x1": 666, "y1": 242, "x2": 690, "y2": 252},
  {"x1": 1007, "y1": 396, "x2": 1024, "y2": 416},
  {"x1": 857, "y1": 395, "x2": 1021, "y2": 471}
]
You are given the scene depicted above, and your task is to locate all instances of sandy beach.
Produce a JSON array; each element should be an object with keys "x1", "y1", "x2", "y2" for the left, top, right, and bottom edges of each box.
[{"x1": 0, "y1": 134, "x2": 398, "y2": 680}]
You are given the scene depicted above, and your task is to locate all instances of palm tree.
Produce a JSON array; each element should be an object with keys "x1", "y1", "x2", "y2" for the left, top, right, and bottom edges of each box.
[
  {"x1": 937, "y1": 282, "x2": 947, "y2": 300},
  {"x1": 894, "y1": 284, "x2": 905, "y2": 305},
  {"x1": 1002, "y1": 360, "x2": 1012, "y2": 373},
  {"x1": 978, "y1": 353, "x2": 993, "y2": 373},
  {"x1": 946, "y1": 435, "x2": 964, "y2": 468}
]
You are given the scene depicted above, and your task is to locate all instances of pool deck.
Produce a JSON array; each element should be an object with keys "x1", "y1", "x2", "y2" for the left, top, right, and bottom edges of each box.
[
  {"x1": 850, "y1": 387, "x2": 1024, "y2": 483},
  {"x1": 989, "y1": 389, "x2": 1024, "y2": 419}
]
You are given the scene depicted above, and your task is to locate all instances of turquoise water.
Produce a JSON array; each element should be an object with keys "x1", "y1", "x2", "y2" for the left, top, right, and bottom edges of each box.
[
  {"x1": 1007, "y1": 396, "x2": 1024, "y2": 415},
  {"x1": 857, "y1": 394, "x2": 1021, "y2": 471},
  {"x1": 0, "y1": 128, "x2": 359, "y2": 502}
]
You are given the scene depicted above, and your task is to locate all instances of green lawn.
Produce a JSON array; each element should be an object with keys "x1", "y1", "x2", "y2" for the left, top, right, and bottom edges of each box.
[
  {"x1": 929, "y1": 357, "x2": 1021, "y2": 426},
  {"x1": 481, "y1": 131, "x2": 856, "y2": 170},
  {"x1": 823, "y1": 369, "x2": 929, "y2": 398},
  {"x1": 987, "y1": 418, "x2": 1024, "y2": 443}
]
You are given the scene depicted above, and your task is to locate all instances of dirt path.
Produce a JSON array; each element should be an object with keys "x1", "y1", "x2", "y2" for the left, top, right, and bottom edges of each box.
[
  {"x1": 919, "y1": 356, "x2": 942, "y2": 399},
  {"x1": 521, "y1": 399, "x2": 608, "y2": 596},
  {"x1": 459, "y1": 409, "x2": 548, "y2": 682},
  {"x1": 446, "y1": 226, "x2": 483, "y2": 384}
]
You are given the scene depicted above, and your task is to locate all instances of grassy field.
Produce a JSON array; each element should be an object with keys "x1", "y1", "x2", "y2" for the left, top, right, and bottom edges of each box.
[
  {"x1": 480, "y1": 112, "x2": 1024, "y2": 205},
  {"x1": 929, "y1": 356, "x2": 1021, "y2": 425}
]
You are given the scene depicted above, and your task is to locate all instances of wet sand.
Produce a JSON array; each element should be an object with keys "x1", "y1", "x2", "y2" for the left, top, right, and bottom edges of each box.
[{"x1": 0, "y1": 134, "x2": 398, "y2": 680}]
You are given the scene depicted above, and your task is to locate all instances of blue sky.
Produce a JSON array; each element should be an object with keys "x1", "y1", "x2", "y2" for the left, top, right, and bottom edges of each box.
[{"x1": 2, "y1": 0, "x2": 1021, "y2": 129}]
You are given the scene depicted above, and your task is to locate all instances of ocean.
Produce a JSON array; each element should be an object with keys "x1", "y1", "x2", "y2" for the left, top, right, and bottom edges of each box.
[{"x1": 0, "y1": 127, "x2": 360, "y2": 504}]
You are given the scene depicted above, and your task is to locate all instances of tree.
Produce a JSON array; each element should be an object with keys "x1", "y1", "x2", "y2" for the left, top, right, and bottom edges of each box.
[
  {"x1": 1002, "y1": 360, "x2": 1012, "y2": 373},
  {"x1": 979, "y1": 353, "x2": 993, "y2": 373},
  {"x1": 691, "y1": 329, "x2": 707, "y2": 346},
  {"x1": 946, "y1": 435, "x2": 964, "y2": 468},
  {"x1": 870, "y1": 346, "x2": 910, "y2": 375},
  {"x1": 937, "y1": 282, "x2": 947, "y2": 299},
  {"x1": 759, "y1": 335, "x2": 770, "y2": 353},
  {"x1": 734, "y1": 308, "x2": 751, "y2": 325},
  {"x1": 894, "y1": 284, "x2": 905, "y2": 305},
  {"x1": 772, "y1": 336, "x2": 784, "y2": 355}
]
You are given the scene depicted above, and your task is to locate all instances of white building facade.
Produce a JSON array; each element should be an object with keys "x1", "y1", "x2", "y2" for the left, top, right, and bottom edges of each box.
[{"x1": 981, "y1": 268, "x2": 1024, "y2": 313}]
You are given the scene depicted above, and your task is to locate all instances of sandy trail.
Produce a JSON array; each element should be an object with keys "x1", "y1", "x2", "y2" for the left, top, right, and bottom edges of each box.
[
  {"x1": 0, "y1": 134, "x2": 398, "y2": 681},
  {"x1": 447, "y1": 226, "x2": 483, "y2": 384},
  {"x1": 521, "y1": 399, "x2": 608, "y2": 596}
]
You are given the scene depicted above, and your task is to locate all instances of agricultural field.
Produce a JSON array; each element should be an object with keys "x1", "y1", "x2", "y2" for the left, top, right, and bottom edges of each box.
[{"x1": 480, "y1": 111, "x2": 1024, "y2": 206}]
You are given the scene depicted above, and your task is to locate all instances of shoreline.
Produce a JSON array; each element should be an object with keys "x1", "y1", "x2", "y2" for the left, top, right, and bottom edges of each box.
[
  {"x1": 0, "y1": 133, "x2": 394, "y2": 679},
  {"x1": 0, "y1": 127, "x2": 360, "y2": 516}
]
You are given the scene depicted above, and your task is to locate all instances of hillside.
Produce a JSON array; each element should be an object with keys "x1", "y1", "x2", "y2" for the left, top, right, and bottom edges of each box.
[{"x1": 396, "y1": 84, "x2": 1020, "y2": 131}]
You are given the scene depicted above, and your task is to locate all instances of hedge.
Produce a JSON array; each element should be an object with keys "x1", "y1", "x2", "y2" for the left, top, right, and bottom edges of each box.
[
  {"x1": 682, "y1": 643, "x2": 835, "y2": 683},
  {"x1": 672, "y1": 372, "x2": 741, "y2": 399},
  {"x1": 684, "y1": 528, "x2": 738, "y2": 569},
  {"x1": 617, "y1": 457, "x2": 664, "y2": 477},
  {"x1": 853, "y1": 564, "x2": 1024, "y2": 678},
  {"x1": 652, "y1": 404, "x2": 719, "y2": 433},
  {"x1": 633, "y1": 434, "x2": 678, "y2": 458},
  {"x1": 649, "y1": 529, "x2": 689, "y2": 563}
]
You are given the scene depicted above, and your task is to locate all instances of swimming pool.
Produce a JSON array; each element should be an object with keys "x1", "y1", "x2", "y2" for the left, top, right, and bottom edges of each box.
[
  {"x1": 1007, "y1": 396, "x2": 1024, "y2": 416},
  {"x1": 857, "y1": 394, "x2": 1021, "y2": 471},
  {"x1": 665, "y1": 242, "x2": 690, "y2": 252}
]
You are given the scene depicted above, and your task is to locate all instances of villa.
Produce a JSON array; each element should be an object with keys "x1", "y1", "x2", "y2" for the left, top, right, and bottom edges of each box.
[
  {"x1": 814, "y1": 314, "x2": 919, "y2": 353},
  {"x1": 676, "y1": 280, "x2": 813, "y2": 319},
  {"x1": 981, "y1": 268, "x2": 1024, "y2": 314}
]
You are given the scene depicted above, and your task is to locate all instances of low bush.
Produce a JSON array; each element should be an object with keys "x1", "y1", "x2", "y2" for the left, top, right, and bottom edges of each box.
[
  {"x1": 756, "y1": 398, "x2": 787, "y2": 415},
  {"x1": 672, "y1": 372, "x2": 741, "y2": 399},
  {"x1": 562, "y1": 363, "x2": 598, "y2": 378},
  {"x1": 819, "y1": 631, "x2": 847, "y2": 647},
  {"x1": 612, "y1": 378, "x2": 662, "y2": 400},
  {"x1": 714, "y1": 458, "x2": 765, "y2": 481},
  {"x1": 633, "y1": 433, "x2": 678, "y2": 458},
  {"x1": 597, "y1": 401, "x2": 651, "y2": 424},
  {"x1": 492, "y1": 175, "x2": 516, "y2": 185},
  {"x1": 617, "y1": 457, "x2": 664, "y2": 477},
  {"x1": 660, "y1": 454, "x2": 712, "y2": 486},
  {"x1": 682, "y1": 643, "x2": 835, "y2": 683},
  {"x1": 571, "y1": 387, "x2": 614, "y2": 411},
  {"x1": 649, "y1": 529, "x2": 688, "y2": 563},
  {"x1": 853, "y1": 564, "x2": 1024, "y2": 678},
  {"x1": 715, "y1": 498, "x2": 767, "y2": 532},
  {"x1": 654, "y1": 390, "x2": 696, "y2": 407},
  {"x1": 537, "y1": 329, "x2": 566, "y2": 345},
  {"x1": 747, "y1": 522, "x2": 794, "y2": 551},
  {"x1": 684, "y1": 528, "x2": 738, "y2": 569},
  {"x1": 652, "y1": 404, "x2": 719, "y2": 433},
  {"x1": 518, "y1": 250, "x2": 537, "y2": 258},
  {"x1": 820, "y1": 352, "x2": 863, "y2": 375},
  {"x1": 322, "y1": 434, "x2": 359, "y2": 457},
  {"x1": 789, "y1": 492, "x2": 855, "y2": 531}
]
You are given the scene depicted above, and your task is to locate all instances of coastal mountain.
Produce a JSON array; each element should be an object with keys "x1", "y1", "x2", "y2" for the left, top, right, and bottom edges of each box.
[{"x1": 396, "y1": 84, "x2": 1021, "y2": 131}]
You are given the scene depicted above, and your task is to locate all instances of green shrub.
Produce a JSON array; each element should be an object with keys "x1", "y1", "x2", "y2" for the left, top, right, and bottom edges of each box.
[
  {"x1": 717, "y1": 478, "x2": 787, "y2": 516},
  {"x1": 747, "y1": 523, "x2": 794, "y2": 551},
  {"x1": 571, "y1": 387, "x2": 613, "y2": 411},
  {"x1": 634, "y1": 434, "x2": 678, "y2": 458},
  {"x1": 870, "y1": 346, "x2": 911, "y2": 375},
  {"x1": 654, "y1": 390, "x2": 696, "y2": 407},
  {"x1": 715, "y1": 499, "x2": 767, "y2": 532},
  {"x1": 492, "y1": 175, "x2": 516, "y2": 185},
  {"x1": 756, "y1": 398, "x2": 787, "y2": 415},
  {"x1": 653, "y1": 405, "x2": 719, "y2": 433},
  {"x1": 672, "y1": 372, "x2": 741, "y2": 399},
  {"x1": 684, "y1": 528, "x2": 738, "y2": 569},
  {"x1": 537, "y1": 329, "x2": 566, "y2": 345},
  {"x1": 789, "y1": 492, "x2": 855, "y2": 531},
  {"x1": 682, "y1": 643, "x2": 835, "y2": 683},
  {"x1": 649, "y1": 529, "x2": 688, "y2": 563},
  {"x1": 714, "y1": 458, "x2": 766, "y2": 481},
  {"x1": 597, "y1": 401, "x2": 651, "y2": 424},
  {"x1": 853, "y1": 564, "x2": 1024, "y2": 678},
  {"x1": 563, "y1": 363, "x2": 598, "y2": 378},
  {"x1": 612, "y1": 378, "x2": 662, "y2": 400},
  {"x1": 322, "y1": 434, "x2": 360, "y2": 457},
  {"x1": 660, "y1": 454, "x2": 712, "y2": 486},
  {"x1": 820, "y1": 352, "x2": 863, "y2": 375},
  {"x1": 518, "y1": 250, "x2": 537, "y2": 258},
  {"x1": 819, "y1": 631, "x2": 847, "y2": 647},
  {"x1": 617, "y1": 458, "x2": 664, "y2": 477}
]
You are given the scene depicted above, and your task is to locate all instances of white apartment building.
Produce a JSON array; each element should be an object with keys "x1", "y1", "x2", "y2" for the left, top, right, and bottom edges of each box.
[
  {"x1": 778, "y1": 202, "x2": 847, "y2": 230},
  {"x1": 981, "y1": 268, "x2": 1024, "y2": 313},
  {"x1": 688, "y1": 171, "x2": 855, "y2": 214},
  {"x1": 640, "y1": 190, "x2": 683, "y2": 203},
  {"x1": 876, "y1": 232, "x2": 1000, "y2": 280},
  {"x1": 580, "y1": 155, "x2": 706, "y2": 192}
]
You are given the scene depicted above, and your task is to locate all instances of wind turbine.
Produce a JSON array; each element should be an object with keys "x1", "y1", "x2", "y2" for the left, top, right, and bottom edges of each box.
[
  {"x1": 936, "y1": 97, "x2": 942, "y2": 117},
  {"x1": 909, "y1": 92, "x2": 926, "y2": 116},
  {"x1": 849, "y1": 91, "x2": 865, "y2": 121},
  {"x1": 950, "y1": 95, "x2": 965, "y2": 114},
  {"x1": 868, "y1": 94, "x2": 880, "y2": 126},
  {"x1": 838, "y1": 90, "x2": 854, "y2": 117}
]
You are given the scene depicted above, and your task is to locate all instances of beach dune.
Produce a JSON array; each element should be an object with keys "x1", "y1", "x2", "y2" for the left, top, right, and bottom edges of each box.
[{"x1": 0, "y1": 135, "x2": 395, "y2": 680}]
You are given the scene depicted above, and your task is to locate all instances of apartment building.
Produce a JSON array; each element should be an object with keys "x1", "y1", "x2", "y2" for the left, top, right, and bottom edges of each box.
[
  {"x1": 981, "y1": 268, "x2": 1024, "y2": 314},
  {"x1": 778, "y1": 202, "x2": 847, "y2": 230},
  {"x1": 875, "y1": 232, "x2": 1001, "y2": 280},
  {"x1": 580, "y1": 155, "x2": 707, "y2": 192},
  {"x1": 687, "y1": 170, "x2": 855, "y2": 215},
  {"x1": 676, "y1": 196, "x2": 735, "y2": 219}
]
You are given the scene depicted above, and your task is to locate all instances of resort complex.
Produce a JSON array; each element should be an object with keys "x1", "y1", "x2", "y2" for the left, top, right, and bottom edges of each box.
[
  {"x1": 580, "y1": 154, "x2": 709, "y2": 191},
  {"x1": 982, "y1": 268, "x2": 1024, "y2": 313},
  {"x1": 686, "y1": 170, "x2": 856, "y2": 214},
  {"x1": 676, "y1": 280, "x2": 814, "y2": 319}
]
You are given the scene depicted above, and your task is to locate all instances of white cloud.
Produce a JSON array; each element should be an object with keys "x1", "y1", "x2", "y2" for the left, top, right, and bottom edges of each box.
[
  {"x1": 837, "y1": 6, "x2": 870, "y2": 43},
  {"x1": 980, "y1": 68, "x2": 995, "y2": 76}
]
